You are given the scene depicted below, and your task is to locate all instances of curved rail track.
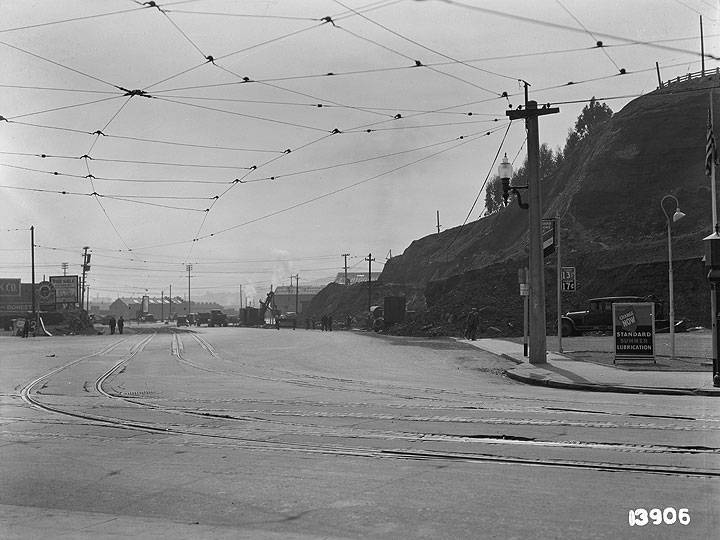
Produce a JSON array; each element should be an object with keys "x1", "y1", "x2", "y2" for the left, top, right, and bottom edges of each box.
[{"x1": 16, "y1": 330, "x2": 720, "y2": 479}]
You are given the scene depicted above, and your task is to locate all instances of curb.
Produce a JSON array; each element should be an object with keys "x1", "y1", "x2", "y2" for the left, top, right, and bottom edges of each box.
[{"x1": 503, "y1": 368, "x2": 718, "y2": 397}]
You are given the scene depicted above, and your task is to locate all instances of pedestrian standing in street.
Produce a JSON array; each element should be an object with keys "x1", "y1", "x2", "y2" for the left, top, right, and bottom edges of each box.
[
  {"x1": 118, "y1": 316, "x2": 124, "y2": 335},
  {"x1": 22, "y1": 317, "x2": 29, "y2": 338},
  {"x1": 466, "y1": 308, "x2": 479, "y2": 341},
  {"x1": 275, "y1": 317, "x2": 280, "y2": 330},
  {"x1": 327, "y1": 315, "x2": 333, "y2": 331},
  {"x1": 320, "y1": 315, "x2": 327, "y2": 331},
  {"x1": 109, "y1": 316, "x2": 116, "y2": 335}
]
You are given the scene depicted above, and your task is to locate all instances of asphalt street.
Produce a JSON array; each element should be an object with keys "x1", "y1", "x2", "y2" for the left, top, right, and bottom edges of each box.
[{"x1": 1, "y1": 327, "x2": 718, "y2": 539}]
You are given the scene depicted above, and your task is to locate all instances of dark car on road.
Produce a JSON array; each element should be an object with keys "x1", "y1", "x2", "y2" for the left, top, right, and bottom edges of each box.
[{"x1": 561, "y1": 296, "x2": 683, "y2": 337}]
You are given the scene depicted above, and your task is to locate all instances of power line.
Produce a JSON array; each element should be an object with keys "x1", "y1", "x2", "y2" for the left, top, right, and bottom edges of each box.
[
  {"x1": 336, "y1": 25, "x2": 502, "y2": 97},
  {"x1": 152, "y1": 95, "x2": 331, "y2": 132},
  {"x1": 443, "y1": 0, "x2": 720, "y2": 60},
  {"x1": 193, "y1": 128, "x2": 507, "y2": 243},
  {"x1": 0, "y1": 163, "x2": 232, "y2": 185},
  {"x1": 6, "y1": 119, "x2": 285, "y2": 153},
  {"x1": 332, "y1": 0, "x2": 519, "y2": 83},
  {"x1": 446, "y1": 121, "x2": 513, "y2": 252},
  {"x1": 5, "y1": 95, "x2": 124, "y2": 121},
  {"x1": 0, "y1": 150, "x2": 257, "y2": 170},
  {"x1": 555, "y1": 0, "x2": 622, "y2": 73},
  {"x1": 0, "y1": 6, "x2": 143, "y2": 34},
  {"x1": 0, "y1": 39, "x2": 121, "y2": 89}
]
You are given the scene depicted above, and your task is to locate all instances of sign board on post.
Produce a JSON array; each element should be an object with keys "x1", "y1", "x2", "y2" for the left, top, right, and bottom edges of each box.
[
  {"x1": 613, "y1": 302, "x2": 655, "y2": 364},
  {"x1": 50, "y1": 275, "x2": 79, "y2": 304},
  {"x1": 542, "y1": 219, "x2": 555, "y2": 258},
  {"x1": 37, "y1": 281, "x2": 56, "y2": 311},
  {"x1": 561, "y1": 266, "x2": 576, "y2": 292},
  {"x1": 0, "y1": 278, "x2": 21, "y2": 299}
]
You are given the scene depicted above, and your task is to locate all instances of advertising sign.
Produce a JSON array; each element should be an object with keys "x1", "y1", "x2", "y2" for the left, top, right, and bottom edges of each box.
[
  {"x1": 561, "y1": 266, "x2": 576, "y2": 292},
  {"x1": 612, "y1": 302, "x2": 655, "y2": 364},
  {"x1": 50, "y1": 275, "x2": 79, "y2": 303},
  {"x1": 0, "y1": 278, "x2": 21, "y2": 299},
  {"x1": 37, "y1": 280, "x2": 56, "y2": 310},
  {"x1": 542, "y1": 219, "x2": 555, "y2": 258}
]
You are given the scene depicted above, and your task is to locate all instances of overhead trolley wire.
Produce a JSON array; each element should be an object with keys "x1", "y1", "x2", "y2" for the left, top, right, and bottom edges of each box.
[
  {"x1": 332, "y1": 0, "x2": 519, "y2": 84},
  {"x1": 4, "y1": 95, "x2": 125, "y2": 121},
  {"x1": 240, "y1": 124, "x2": 512, "y2": 186},
  {"x1": 0, "y1": 183, "x2": 209, "y2": 212},
  {"x1": 0, "y1": 40, "x2": 122, "y2": 90},
  {"x1": 152, "y1": 95, "x2": 331, "y2": 132},
  {"x1": 443, "y1": 0, "x2": 720, "y2": 60},
  {"x1": 0, "y1": 6, "x2": 144, "y2": 34},
  {"x1": 194, "y1": 127, "x2": 509, "y2": 243},
  {"x1": 555, "y1": 0, "x2": 622, "y2": 73},
  {"x1": 146, "y1": 33, "x2": 718, "y2": 94},
  {"x1": 445, "y1": 121, "x2": 513, "y2": 253},
  {"x1": 164, "y1": 9, "x2": 318, "y2": 21},
  {"x1": 0, "y1": 150, "x2": 256, "y2": 171},
  {"x1": 0, "y1": 163, "x2": 231, "y2": 185},
  {"x1": 144, "y1": 0, "x2": 404, "y2": 92},
  {"x1": 335, "y1": 24, "x2": 501, "y2": 97},
  {"x1": 4, "y1": 119, "x2": 285, "y2": 153}
]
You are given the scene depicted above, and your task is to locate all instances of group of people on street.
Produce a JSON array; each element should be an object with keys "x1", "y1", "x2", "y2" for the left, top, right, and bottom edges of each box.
[
  {"x1": 319, "y1": 314, "x2": 333, "y2": 331},
  {"x1": 108, "y1": 316, "x2": 124, "y2": 335},
  {"x1": 303, "y1": 315, "x2": 334, "y2": 331}
]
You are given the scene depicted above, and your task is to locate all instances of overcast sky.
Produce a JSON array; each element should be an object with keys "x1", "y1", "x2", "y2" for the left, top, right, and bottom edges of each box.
[{"x1": 1, "y1": 0, "x2": 718, "y2": 304}]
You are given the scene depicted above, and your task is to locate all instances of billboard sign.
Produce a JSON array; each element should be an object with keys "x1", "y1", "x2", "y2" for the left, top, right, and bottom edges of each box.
[
  {"x1": 612, "y1": 302, "x2": 655, "y2": 364},
  {"x1": 0, "y1": 278, "x2": 21, "y2": 299},
  {"x1": 50, "y1": 275, "x2": 79, "y2": 303}
]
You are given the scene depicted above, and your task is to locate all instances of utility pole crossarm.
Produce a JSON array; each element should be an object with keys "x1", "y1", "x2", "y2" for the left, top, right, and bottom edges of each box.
[{"x1": 506, "y1": 104, "x2": 560, "y2": 121}]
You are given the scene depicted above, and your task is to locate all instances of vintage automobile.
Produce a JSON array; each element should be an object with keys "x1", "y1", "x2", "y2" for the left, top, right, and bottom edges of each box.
[
  {"x1": 176, "y1": 315, "x2": 189, "y2": 327},
  {"x1": 561, "y1": 296, "x2": 683, "y2": 337}
]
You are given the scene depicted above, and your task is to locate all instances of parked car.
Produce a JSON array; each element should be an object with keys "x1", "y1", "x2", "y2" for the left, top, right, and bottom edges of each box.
[
  {"x1": 176, "y1": 316, "x2": 189, "y2": 327},
  {"x1": 561, "y1": 296, "x2": 683, "y2": 337}
]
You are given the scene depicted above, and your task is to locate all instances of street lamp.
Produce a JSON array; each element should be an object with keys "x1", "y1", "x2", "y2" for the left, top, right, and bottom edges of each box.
[{"x1": 661, "y1": 195, "x2": 686, "y2": 360}]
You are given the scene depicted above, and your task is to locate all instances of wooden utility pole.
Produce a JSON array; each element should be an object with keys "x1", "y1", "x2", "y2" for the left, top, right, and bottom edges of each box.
[
  {"x1": 169, "y1": 284, "x2": 172, "y2": 319},
  {"x1": 161, "y1": 290, "x2": 164, "y2": 321},
  {"x1": 80, "y1": 246, "x2": 89, "y2": 311},
  {"x1": 31, "y1": 226, "x2": 36, "y2": 323},
  {"x1": 342, "y1": 253, "x2": 350, "y2": 285},
  {"x1": 365, "y1": 253, "x2": 375, "y2": 315},
  {"x1": 507, "y1": 87, "x2": 559, "y2": 364},
  {"x1": 436, "y1": 210, "x2": 441, "y2": 235},
  {"x1": 186, "y1": 264, "x2": 192, "y2": 315},
  {"x1": 701, "y1": 15, "x2": 705, "y2": 76}
]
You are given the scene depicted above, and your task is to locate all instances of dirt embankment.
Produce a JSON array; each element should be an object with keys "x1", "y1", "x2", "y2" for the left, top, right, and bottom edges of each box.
[{"x1": 309, "y1": 76, "x2": 719, "y2": 336}]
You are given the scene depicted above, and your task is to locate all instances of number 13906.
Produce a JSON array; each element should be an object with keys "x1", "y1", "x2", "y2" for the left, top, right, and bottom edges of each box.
[{"x1": 629, "y1": 508, "x2": 689, "y2": 526}]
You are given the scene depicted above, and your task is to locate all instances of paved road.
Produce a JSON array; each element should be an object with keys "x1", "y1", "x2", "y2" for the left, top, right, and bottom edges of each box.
[{"x1": 1, "y1": 328, "x2": 717, "y2": 539}]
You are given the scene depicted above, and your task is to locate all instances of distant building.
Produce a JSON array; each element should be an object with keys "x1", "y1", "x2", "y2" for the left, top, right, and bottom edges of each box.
[
  {"x1": 107, "y1": 296, "x2": 223, "y2": 320},
  {"x1": 272, "y1": 284, "x2": 325, "y2": 315},
  {"x1": 334, "y1": 272, "x2": 381, "y2": 286}
]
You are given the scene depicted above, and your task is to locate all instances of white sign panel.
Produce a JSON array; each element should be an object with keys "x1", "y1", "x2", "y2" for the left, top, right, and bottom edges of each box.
[{"x1": 50, "y1": 275, "x2": 79, "y2": 303}]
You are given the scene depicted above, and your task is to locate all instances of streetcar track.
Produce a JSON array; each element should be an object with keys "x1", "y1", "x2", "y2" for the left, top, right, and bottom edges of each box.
[{"x1": 14, "y1": 331, "x2": 719, "y2": 479}]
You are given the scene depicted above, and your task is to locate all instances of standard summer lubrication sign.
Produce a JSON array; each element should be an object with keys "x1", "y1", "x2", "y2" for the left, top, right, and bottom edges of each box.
[{"x1": 612, "y1": 302, "x2": 655, "y2": 364}]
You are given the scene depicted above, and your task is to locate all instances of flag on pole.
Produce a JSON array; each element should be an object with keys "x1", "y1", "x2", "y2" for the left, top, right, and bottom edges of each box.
[{"x1": 707, "y1": 106, "x2": 717, "y2": 176}]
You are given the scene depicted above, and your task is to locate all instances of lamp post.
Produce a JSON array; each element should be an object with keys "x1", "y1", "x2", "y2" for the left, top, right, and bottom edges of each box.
[{"x1": 661, "y1": 195, "x2": 686, "y2": 360}]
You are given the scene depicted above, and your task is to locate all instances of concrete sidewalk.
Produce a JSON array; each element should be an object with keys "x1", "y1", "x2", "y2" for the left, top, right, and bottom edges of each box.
[{"x1": 460, "y1": 338, "x2": 720, "y2": 396}]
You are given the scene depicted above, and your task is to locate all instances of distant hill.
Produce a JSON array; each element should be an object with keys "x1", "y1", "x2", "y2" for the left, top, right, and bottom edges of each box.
[{"x1": 309, "y1": 74, "x2": 719, "y2": 333}]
